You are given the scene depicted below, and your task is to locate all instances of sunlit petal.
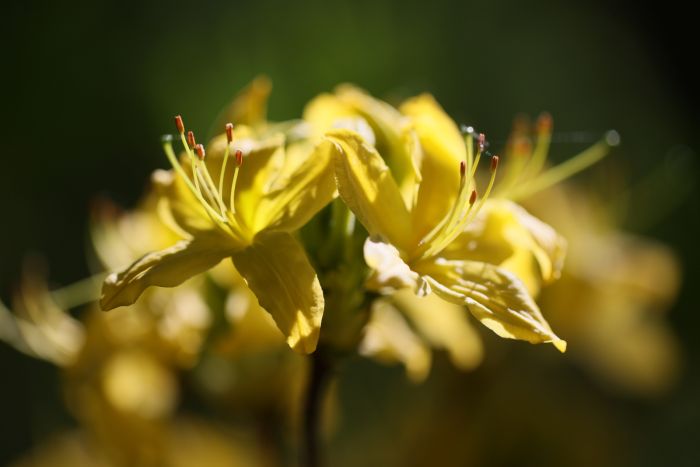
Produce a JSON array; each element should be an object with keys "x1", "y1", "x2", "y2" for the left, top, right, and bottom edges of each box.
[
  {"x1": 101, "y1": 234, "x2": 233, "y2": 310},
  {"x1": 326, "y1": 129, "x2": 413, "y2": 250},
  {"x1": 417, "y1": 258, "x2": 566, "y2": 352},
  {"x1": 232, "y1": 231, "x2": 324, "y2": 354}
]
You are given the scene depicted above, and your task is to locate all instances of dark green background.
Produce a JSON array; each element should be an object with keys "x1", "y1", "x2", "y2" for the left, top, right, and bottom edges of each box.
[{"x1": 2, "y1": 0, "x2": 698, "y2": 465}]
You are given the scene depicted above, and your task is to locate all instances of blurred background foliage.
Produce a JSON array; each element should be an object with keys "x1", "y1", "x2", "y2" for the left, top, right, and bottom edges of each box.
[{"x1": 1, "y1": 0, "x2": 698, "y2": 466}]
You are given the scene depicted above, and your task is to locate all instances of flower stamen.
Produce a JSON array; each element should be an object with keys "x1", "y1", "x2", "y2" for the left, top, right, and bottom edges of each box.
[
  {"x1": 415, "y1": 133, "x2": 499, "y2": 260},
  {"x1": 161, "y1": 135, "x2": 227, "y2": 226},
  {"x1": 161, "y1": 116, "x2": 249, "y2": 243},
  {"x1": 219, "y1": 123, "x2": 234, "y2": 197},
  {"x1": 520, "y1": 112, "x2": 553, "y2": 180},
  {"x1": 229, "y1": 149, "x2": 243, "y2": 214},
  {"x1": 198, "y1": 142, "x2": 232, "y2": 219}
]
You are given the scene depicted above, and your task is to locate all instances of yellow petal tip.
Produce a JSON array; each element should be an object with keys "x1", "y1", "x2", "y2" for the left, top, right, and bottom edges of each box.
[
  {"x1": 287, "y1": 331, "x2": 320, "y2": 355},
  {"x1": 553, "y1": 339, "x2": 567, "y2": 353}
]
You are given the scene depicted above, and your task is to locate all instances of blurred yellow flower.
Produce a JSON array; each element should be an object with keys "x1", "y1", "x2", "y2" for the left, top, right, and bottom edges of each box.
[
  {"x1": 492, "y1": 113, "x2": 679, "y2": 394},
  {"x1": 10, "y1": 418, "x2": 263, "y2": 467},
  {"x1": 533, "y1": 183, "x2": 681, "y2": 395},
  {"x1": 0, "y1": 192, "x2": 289, "y2": 465},
  {"x1": 360, "y1": 290, "x2": 483, "y2": 382}
]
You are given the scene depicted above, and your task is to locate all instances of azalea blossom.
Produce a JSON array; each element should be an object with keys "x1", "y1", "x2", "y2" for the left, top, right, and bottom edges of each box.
[
  {"x1": 316, "y1": 88, "x2": 567, "y2": 351},
  {"x1": 100, "y1": 96, "x2": 337, "y2": 353}
]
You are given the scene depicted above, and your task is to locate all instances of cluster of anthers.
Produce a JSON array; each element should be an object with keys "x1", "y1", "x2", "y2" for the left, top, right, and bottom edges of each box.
[
  {"x1": 161, "y1": 115, "x2": 245, "y2": 238},
  {"x1": 413, "y1": 129, "x2": 499, "y2": 261}
]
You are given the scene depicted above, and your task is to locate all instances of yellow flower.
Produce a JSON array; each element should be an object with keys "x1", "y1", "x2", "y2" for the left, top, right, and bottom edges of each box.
[
  {"x1": 100, "y1": 86, "x2": 337, "y2": 354},
  {"x1": 9, "y1": 419, "x2": 264, "y2": 467},
  {"x1": 442, "y1": 199, "x2": 567, "y2": 298},
  {"x1": 316, "y1": 87, "x2": 566, "y2": 352},
  {"x1": 532, "y1": 183, "x2": 681, "y2": 395},
  {"x1": 360, "y1": 290, "x2": 483, "y2": 382},
  {"x1": 0, "y1": 195, "x2": 296, "y2": 464},
  {"x1": 491, "y1": 114, "x2": 678, "y2": 394},
  {"x1": 0, "y1": 260, "x2": 85, "y2": 366}
]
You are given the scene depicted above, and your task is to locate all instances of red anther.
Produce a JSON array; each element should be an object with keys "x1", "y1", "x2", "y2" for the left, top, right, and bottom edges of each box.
[
  {"x1": 469, "y1": 190, "x2": 477, "y2": 205},
  {"x1": 225, "y1": 123, "x2": 234, "y2": 143},
  {"x1": 175, "y1": 115, "x2": 185, "y2": 134},
  {"x1": 478, "y1": 133, "x2": 486, "y2": 151},
  {"x1": 187, "y1": 131, "x2": 196, "y2": 149},
  {"x1": 490, "y1": 155, "x2": 500, "y2": 172},
  {"x1": 459, "y1": 160, "x2": 466, "y2": 178},
  {"x1": 195, "y1": 144, "x2": 206, "y2": 160},
  {"x1": 537, "y1": 112, "x2": 553, "y2": 133},
  {"x1": 235, "y1": 149, "x2": 243, "y2": 166}
]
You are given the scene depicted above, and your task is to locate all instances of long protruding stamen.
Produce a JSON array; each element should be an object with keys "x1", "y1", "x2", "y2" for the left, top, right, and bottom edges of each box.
[
  {"x1": 229, "y1": 150, "x2": 243, "y2": 214},
  {"x1": 442, "y1": 132, "x2": 486, "y2": 235},
  {"x1": 162, "y1": 136, "x2": 226, "y2": 225},
  {"x1": 507, "y1": 131, "x2": 619, "y2": 200},
  {"x1": 422, "y1": 155, "x2": 500, "y2": 259},
  {"x1": 175, "y1": 115, "x2": 185, "y2": 134},
  {"x1": 193, "y1": 144, "x2": 212, "y2": 198},
  {"x1": 164, "y1": 115, "x2": 251, "y2": 244},
  {"x1": 413, "y1": 133, "x2": 488, "y2": 260},
  {"x1": 219, "y1": 123, "x2": 234, "y2": 198},
  {"x1": 495, "y1": 136, "x2": 531, "y2": 197},
  {"x1": 463, "y1": 126, "x2": 475, "y2": 175},
  {"x1": 194, "y1": 144, "x2": 229, "y2": 218},
  {"x1": 187, "y1": 131, "x2": 196, "y2": 150},
  {"x1": 175, "y1": 116, "x2": 201, "y2": 192},
  {"x1": 470, "y1": 133, "x2": 485, "y2": 179},
  {"x1": 473, "y1": 156, "x2": 499, "y2": 210},
  {"x1": 521, "y1": 112, "x2": 552, "y2": 180},
  {"x1": 452, "y1": 155, "x2": 499, "y2": 235}
]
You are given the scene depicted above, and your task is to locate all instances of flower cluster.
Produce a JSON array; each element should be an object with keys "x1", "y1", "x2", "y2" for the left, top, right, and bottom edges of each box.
[
  {"x1": 98, "y1": 81, "x2": 577, "y2": 359},
  {"x1": 1, "y1": 78, "x2": 679, "y2": 465}
]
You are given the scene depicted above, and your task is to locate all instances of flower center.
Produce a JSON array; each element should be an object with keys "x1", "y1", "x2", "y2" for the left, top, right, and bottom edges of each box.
[
  {"x1": 161, "y1": 115, "x2": 247, "y2": 241},
  {"x1": 414, "y1": 129, "x2": 499, "y2": 260}
]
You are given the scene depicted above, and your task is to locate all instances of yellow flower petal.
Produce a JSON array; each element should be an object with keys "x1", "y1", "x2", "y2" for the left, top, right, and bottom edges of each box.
[
  {"x1": 363, "y1": 237, "x2": 419, "y2": 292},
  {"x1": 303, "y1": 93, "x2": 359, "y2": 135},
  {"x1": 505, "y1": 200, "x2": 567, "y2": 284},
  {"x1": 326, "y1": 129, "x2": 413, "y2": 250},
  {"x1": 416, "y1": 258, "x2": 566, "y2": 352},
  {"x1": 335, "y1": 85, "x2": 421, "y2": 205},
  {"x1": 359, "y1": 298, "x2": 431, "y2": 382},
  {"x1": 400, "y1": 94, "x2": 466, "y2": 239},
  {"x1": 209, "y1": 75, "x2": 272, "y2": 131},
  {"x1": 254, "y1": 139, "x2": 337, "y2": 233},
  {"x1": 100, "y1": 234, "x2": 232, "y2": 310},
  {"x1": 444, "y1": 200, "x2": 567, "y2": 296},
  {"x1": 152, "y1": 168, "x2": 218, "y2": 237},
  {"x1": 231, "y1": 231, "x2": 324, "y2": 354},
  {"x1": 392, "y1": 289, "x2": 483, "y2": 371}
]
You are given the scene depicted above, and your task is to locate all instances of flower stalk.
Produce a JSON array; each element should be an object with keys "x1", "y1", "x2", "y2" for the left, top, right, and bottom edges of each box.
[{"x1": 302, "y1": 349, "x2": 334, "y2": 467}]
